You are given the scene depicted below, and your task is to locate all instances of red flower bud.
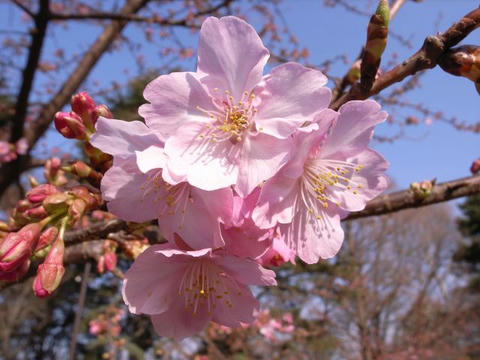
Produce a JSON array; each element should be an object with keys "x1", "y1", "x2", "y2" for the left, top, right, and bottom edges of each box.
[
  {"x1": 33, "y1": 237, "x2": 65, "y2": 297},
  {"x1": 25, "y1": 205, "x2": 48, "y2": 220},
  {"x1": 0, "y1": 260, "x2": 30, "y2": 282},
  {"x1": 35, "y1": 227, "x2": 59, "y2": 252},
  {"x1": 44, "y1": 157, "x2": 61, "y2": 181},
  {"x1": 54, "y1": 111, "x2": 87, "y2": 140},
  {"x1": 471, "y1": 158, "x2": 480, "y2": 174},
  {"x1": 27, "y1": 184, "x2": 59, "y2": 203},
  {"x1": 68, "y1": 198, "x2": 87, "y2": 222},
  {"x1": 0, "y1": 223, "x2": 41, "y2": 272},
  {"x1": 90, "y1": 104, "x2": 113, "y2": 126},
  {"x1": 104, "y1": 251, "x2": 117, "y2": 271},
  {"x1": 71, "y1": 92, "x2": 95, "y2": 119}
]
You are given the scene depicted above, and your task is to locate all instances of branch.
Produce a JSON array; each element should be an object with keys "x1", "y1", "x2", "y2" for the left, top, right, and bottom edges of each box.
[
  {"x1": 345, "y1": 175, "x2": 480, "y2": 220},
  {"x1": 10, "y1": 0, "x2": 35, "y2": 18},
  {"x1": 0, "y1": 0, "x2": 150, "y2": 197},
  {"x1": 331, "y1": 6, "x2": 480, "y2": 110},
  {"x1": 10, "y1": 0, "x2": 50, "y2": 143},
  {"x1": 49, "y1": 0, "x2": 233, "y2": 27},
  {"x1": 64, "y1": 219, "x2": 128, "y2": 246}
]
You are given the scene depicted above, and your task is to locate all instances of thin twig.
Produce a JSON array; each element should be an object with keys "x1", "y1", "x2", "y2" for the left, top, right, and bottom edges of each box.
[{"x1": 68, "y1": 262, "x2": 91, "y2": 360}]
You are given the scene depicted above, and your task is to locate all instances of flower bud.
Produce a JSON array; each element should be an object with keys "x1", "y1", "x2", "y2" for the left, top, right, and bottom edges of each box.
[
  {"x1": 42, "y1": 193, "x2": 70, "y2": 214},
  {"x1": 104, "y1": 251, "x2": 117, "y2": 271},
  {"x1": 71, "y1": 92, "x2": 95, "y2": 122},
  {"x1": 54, "y1": 111, "x2": 87, "y2": 140},
  {"x1": 410, "y1": 179, "x2": 435, "y2": 199},
  {"x1": 0, "y1": 260, "x2": 30, "y2": 282},
  {"x1": 0, "y1": 223, "x2": 41, "y2": 272},
  {"x1": 83, "y1": 142, "x2": 112, "y2": 172},
  {"x1": 68, "y1": 198, "x2": 87, "y2": 223},
  {"x1": 90, "y1": 104, "x2": 113, "y2": 126},
  {"x1": 27, "y1": 184, "x2": 59, "y2": 203},
  {"x1": 25, "y1": 205, "x2": 48, "y2": 220},
  {"x1": 471, "y1": 158, "x2": 480, "y2": 174},
  {"x1": 67, "y1": 161, "x2": 103, "y2": 186},
  {"x1": 44, "y1": 157, "x2": 61, "y2": 181},
  {"x1": 33, "y1": 237, "x2": 65, "y2": 298},
  {"x1": 35, "y1": 227, "x2": 59, "y2": 253}
]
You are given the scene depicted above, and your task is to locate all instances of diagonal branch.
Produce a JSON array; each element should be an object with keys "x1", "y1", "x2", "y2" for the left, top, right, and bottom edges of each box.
[
  {"x1": 330, "y1": 6, "x2": 480, "y2": 110},
  {"x1": 10, "y1": 0, "x2": 35, "y2": 18}
]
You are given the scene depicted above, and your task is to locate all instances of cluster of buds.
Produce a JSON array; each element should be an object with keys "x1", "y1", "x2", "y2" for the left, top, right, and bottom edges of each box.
[
  {"x1": 410, "y1": 179, "x2": 436, "y2": 199},
  {"x1": 54, "y1": 92, "x2": 112, "y2": 140},
  {"x1": 471, "y1": 158, "x2": 480, "y2": 175},
  {"x1": 96, "y1": 240, "x2": 118, "y2": 274},
  {"x1": 0, "y1": 138, "x2": 28, "y2": 163},
  {"x1": 439, "y1": 45, "x2": 480, "y2": 95},
  {"x1": 54, "y1": 92, "x2": 113, "y2": 172},
  {"x1": 88, "y1": 305, "x2": 124, "y2": 337}
]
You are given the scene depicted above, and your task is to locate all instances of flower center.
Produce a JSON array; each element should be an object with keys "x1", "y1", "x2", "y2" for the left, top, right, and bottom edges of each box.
[
  {"x1": 196, "y1": 89, "x2": 257, "y2": 143},
  {"x1": 140, "y1": 172, "x2": 192, "y2": 228},
  {"x1": 178, "y1": 260, "x2": 240, "y2": 316},
  {"x1": 301, "y1": 159, "x2": 363, "y2": 218}
]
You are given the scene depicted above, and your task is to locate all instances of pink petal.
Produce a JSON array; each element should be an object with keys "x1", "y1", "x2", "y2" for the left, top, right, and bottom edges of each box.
[
  {"x1": 164, "y1": 121, "x2": 239, "y2": 191},
  {"x1": 282, "y1": 205, "x2": 344, "y2": 264},
  {"x1": 221, "y1": 218, "x2": 272, "y2": 259},
  {"x1": 90, "y1": 117, "x2": 161, "y2": 158},
  {"x1": 211, "y1": 281, "x2": 258, "y2": 327},
  {"x1": 151, "y1": 298, "x2": 210, "y2": 339},
  {"x1": 322, "y1": 100, "x2": 387, "y2": 158},
  {"x1": 252, "y1": 174, "x2": 299, "y2": 229},
  {"x1": 139, "y1": 72, "x2": 213, "y2": 142},
  {"x1": 101, "y1": 158, "x2": 160, "y2": 222},
  {"x1": 197, "y1": 16, "x2": 269, "y2": 100},
  {"x1": 214, "y1": 255, "x2": 277, "y2": 286},
  {"x1": 135, "y1": 145, "x2": 166, "y2": 173},
  {"x1": 255, "y1": 62, "x2": 331, "y2": 138},
  {"x1": 122, "y1": 245, "x2": 186, "y2": 315},
  {"x1": 325, "y1": 149, "x2": 389, "y2": 211},
  {"x1": 236, "y1": 133, "x2": 292, "y2": 198}
]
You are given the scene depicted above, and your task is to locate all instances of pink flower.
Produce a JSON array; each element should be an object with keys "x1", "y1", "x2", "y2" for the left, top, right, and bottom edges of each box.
[
  {"x1": 140, "y1": 16, "x2": 331, "y2": 197},
  {"x1": 15, "y1": 138, "x2": 28, "y2": 155},
  {"x1": 90, "y1": 118, "x2": 233, "y2": 250},
  {"x1": 122, "y1": 244, "x2": 276, "y2": 339},
  {"x1": 253, "y1": 101, "x2": 389, "y2": 263},
  {"x1": 258, "y1": 231, "x2": 296, "y2": 267}
]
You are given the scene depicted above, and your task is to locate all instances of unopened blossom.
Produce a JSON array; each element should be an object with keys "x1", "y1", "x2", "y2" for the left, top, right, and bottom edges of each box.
[
  {"x1": 122, "y1": 244, "x2": 276, "y2": 339},
  {"x1": 140, "y1": 16, "x2": 331, "y2": 197},
  {"x1": 90, "y1": 118, "x2": 233, "y2": 250},
  {"x1": 471, "y1": 158, "x2": 480, "y2": 174},
  {"x1": 253, "y1": 101, "x2": 389, "y2": 263},
  {"x1": 0, "y1": 223, "x2": 41, "y2": 273},
  {"x1": 33, "y1": 235, "x2": 65, "y2": 297}
]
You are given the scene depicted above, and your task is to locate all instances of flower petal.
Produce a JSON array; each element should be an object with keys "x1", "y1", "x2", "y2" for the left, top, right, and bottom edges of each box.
[
  {"x1": 236, "y1": 133, "x2": 292, "y2": 198},
  {"x1": 122, "y1": 245, "x2": 186, "y2": 315},
  {"x1": 101, "y1": 158, "x2": 160, "y2": 222},
  {"x1": 214, "y1": 255, "x2": 277, "y2": 286},
  {"x1": 255, "y1": 62, "x2": 331, "y2": 138},
  {"x1": 197, "y1": 16, "x2": 269, "y2": 100},
  {"x1": 139, "y1": 72, "x2": 213, "y2": 142},
  {"x1": 90, "y1": 117, "x2": 161, "y2": 158},
  {"x1": 212, "y1": 281, "x2": 258, "y2": 327},
  {"x1": 135, "y1": 145, "x2": 166, "y2": 173},
  {"x1": 322, "y1": 100, "x2": 387, "y2": 158}
]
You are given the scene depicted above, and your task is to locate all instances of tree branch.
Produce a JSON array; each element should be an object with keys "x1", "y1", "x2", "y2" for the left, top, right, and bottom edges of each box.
[
  {"x1": 10, "y1": 0, "x2": 35, "y2": 18},
  {"x1": 330, "y1": 7, "x2": 480, "y2": 110},
  {"x1": 10, "y1": 0, "x2": 50, "y2": 143},
  {"x1": 0, "y1": 0, "x2": 150, "y2": 197},
  {"x1": 346, "y1": 175, "x2": 480, "y2": 220}
]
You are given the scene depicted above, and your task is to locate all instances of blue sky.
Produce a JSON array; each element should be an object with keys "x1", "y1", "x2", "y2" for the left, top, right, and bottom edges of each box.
[{"x1": 1, "y1": 0, "x2": 479, "y2": 191}]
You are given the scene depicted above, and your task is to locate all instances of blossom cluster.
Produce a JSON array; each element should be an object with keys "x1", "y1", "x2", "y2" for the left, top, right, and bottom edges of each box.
[{"x1": 90, "y1": 16, "x2": 388, "y2": 338}]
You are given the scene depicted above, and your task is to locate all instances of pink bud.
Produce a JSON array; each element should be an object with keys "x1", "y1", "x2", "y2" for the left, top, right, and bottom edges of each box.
[
  {"x1": 54, "y1": 111, "x2": 87, "y2": 140},
  {"x1": 15, "y1": 138, "x2": 28, "y2": 155},
  {"x1": 42, "y1": 193, "x2": 70, "y2": 214},
  {"x1": 471, "y1": 158, "x2": 480, "y2": 174},
  {"x1": 0, "y1": 260, "x2": 30, "y2": 282},
  {"x1": 68, "y1": 198, "x2": 87, "y2": 222},
  {"x1": 90, "y1": 104, "x2": 113, "y2": 126},
  {"x1": 44, "y1": 157, "x2": 61, "y2": 180},
  {"x1": 25, "y1": 205, "x2": 48, "y2": 220},
  {"x1": 104, "y1": 251, "x2": 117, "y2": 271},
  {"x1": 27, "y1": 184, "x2": 59, "y2": 203},
  {"x1": 71, "y1": 92, "x2": 95, "y2": 119},
  {"x1": 35, "y1": 227, "x2": 59, "y2": 252},
  {"x1": 0, "y1": 223, "x2": 41, "y2": 272},
  {"x1": 33, "y1": 237, "x2": 65, "y2": 298}
]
